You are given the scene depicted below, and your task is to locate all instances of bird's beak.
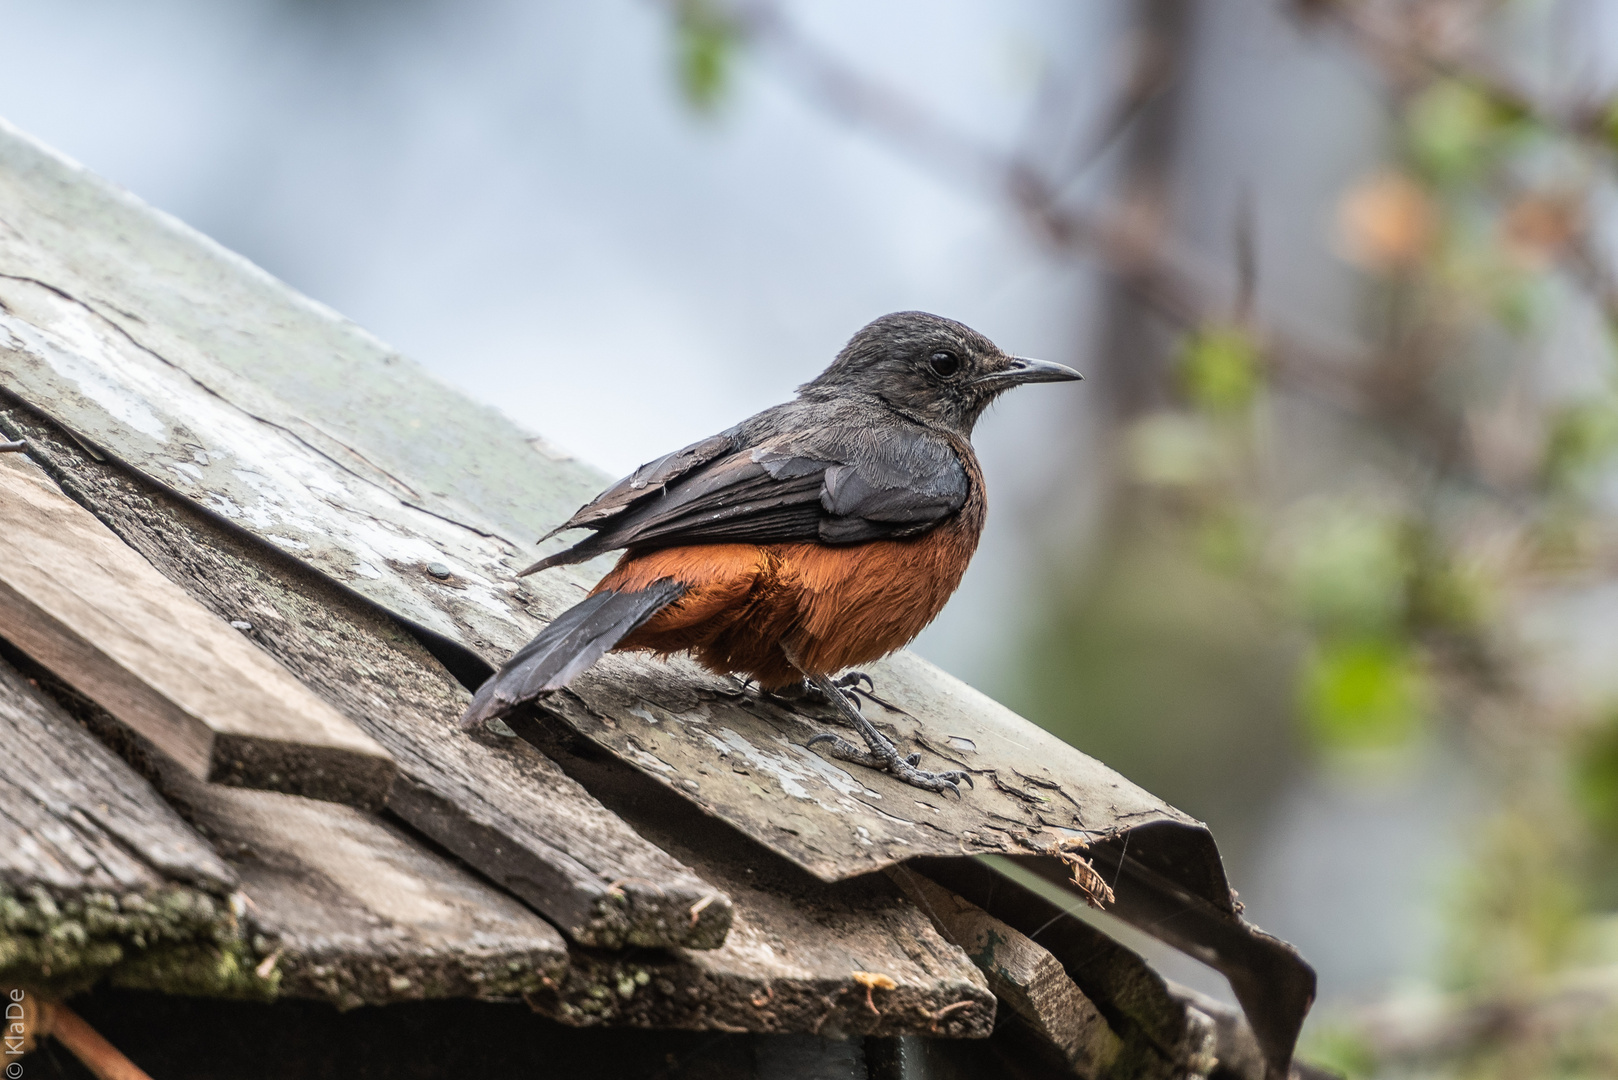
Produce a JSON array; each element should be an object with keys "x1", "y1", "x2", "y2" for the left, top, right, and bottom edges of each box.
[{"x1": 974, "y1": 356, "x2": 1084, "y2": 391}]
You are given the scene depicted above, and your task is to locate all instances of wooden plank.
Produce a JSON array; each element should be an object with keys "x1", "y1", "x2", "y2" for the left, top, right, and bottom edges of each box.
[
  {"x1": 0, "y1": 452, "x2": 395, "y2": 809},
  {"x1": 7, "y1": 644, "x2": 571, "y2": 1012},
  {"x1": 0, "y1": 651, "x2": 250, "y2": 992},
  {"x1": 1, "y1": 411, "x2": 731, "y2": 951},
  {"x1": 178, "y1": 780, "x2": 571, "y2": 1010},
  {"x1": 914, "y1": 857, "x2": 1223, "y2": 1080},
  {"x1": 516, "y1": 736, "x2": 995, "y2": 1038},
  {"x1": 0, "y1": 652, "x2": 235, "y2": 896},
  {"x1": 887, "y1": 868, "x2": 1121, "y2": 1076}
]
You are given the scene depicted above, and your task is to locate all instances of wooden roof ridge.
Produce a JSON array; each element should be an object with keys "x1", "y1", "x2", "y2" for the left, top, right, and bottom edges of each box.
[{"x1": 0, "y1": 115, "x2": 1315, "y2": 1075}]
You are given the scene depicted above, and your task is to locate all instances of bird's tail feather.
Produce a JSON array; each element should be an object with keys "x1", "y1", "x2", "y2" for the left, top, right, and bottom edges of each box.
[{"x1": 459, "y1": 577, "x2": 686, "y2": 729}]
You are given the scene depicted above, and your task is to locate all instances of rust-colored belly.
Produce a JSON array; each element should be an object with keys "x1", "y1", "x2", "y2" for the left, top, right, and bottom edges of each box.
[{"x1": 594, "y1": 516, "x2": 980, "y2": 690}]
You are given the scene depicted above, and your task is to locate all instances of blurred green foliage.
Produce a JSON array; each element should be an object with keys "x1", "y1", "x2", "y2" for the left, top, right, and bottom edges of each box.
[
  {"x1": 1406, "y1": 79, "x2": 1528, "y2": 184},
  {"x1": 1287, "y1": 504, "x2": 1407, "y2": 637},
  {"x1": 1442, "y1": 811, "x2": 1586, "y2": 992},
  {"x1": 1177, "y1": 326, "x2": 1261, "y2": 413},
  {"x1": 1544, "y1": 397, "x2": 1618, "y2": 496},
  {"x1": 1026, "y1": 10, "x2": 1618, "y2": 1073},
  {"x1": 1574, "y1": 713, "x2": 1618, "y2": 845},
  {"x1": 1300, "y1": 1027, "x2": 1377, "y2": 1080},
  {"x1": 1125, "y1": 412, "x2": 1225, "y2": 488},
  {"x1": 1014, "y1": 519, "x2": 1299, "y2": 845},
  {"x1": 672, "y1": 0, "x2": 737, "y2": 113},
  {"x1": 1299, "y1": 638, "x2": 1425, "y2": 752}
]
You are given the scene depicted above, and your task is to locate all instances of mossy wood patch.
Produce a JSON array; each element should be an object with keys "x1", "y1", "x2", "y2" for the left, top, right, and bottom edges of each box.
[{"x1": 0, "y1": 653, "x2": 251, "y2": 996}]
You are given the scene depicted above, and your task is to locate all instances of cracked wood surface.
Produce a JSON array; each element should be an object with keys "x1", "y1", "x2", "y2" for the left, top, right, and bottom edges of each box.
[
  {"x1": 519, "y1": 732, "x2": 994, "y2": 1038},
  {"x1": 9, "y1": 612, "x2": 990, "y2": 1038},
  {"x1": 0, "y1": 409, "x2": 732, "y2": 951},
  {"x1": 0, "y1": 653, "x2": 235, "y2": 898},
  {"x1": 0, "y1": 451, "x2": 394, "y2": 808}
]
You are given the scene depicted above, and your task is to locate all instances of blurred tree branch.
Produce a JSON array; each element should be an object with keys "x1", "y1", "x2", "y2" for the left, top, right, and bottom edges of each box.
[
  {"x1": 709, "y1": 2, "x2": 1446, "y2": 438},
  {"x1": 1300, "y1": 0, "x2": 1614, "y2": 145},
  {"x1": 682, "y1": 0, "x2": 1568, "y2": 509},
  {"x1": 1301, "y1": 0, "x2": 1618, "y2": 329}
]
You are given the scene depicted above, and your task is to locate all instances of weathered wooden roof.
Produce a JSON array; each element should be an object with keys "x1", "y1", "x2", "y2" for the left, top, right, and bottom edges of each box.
[{"x1": 0, "y1": 116, "x2": 1316, "y2": 1077}]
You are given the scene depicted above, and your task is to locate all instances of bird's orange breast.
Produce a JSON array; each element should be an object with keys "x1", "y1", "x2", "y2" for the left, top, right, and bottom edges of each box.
[{"x1": 594, "y1": 481, "x2": 986, "y2": 690}]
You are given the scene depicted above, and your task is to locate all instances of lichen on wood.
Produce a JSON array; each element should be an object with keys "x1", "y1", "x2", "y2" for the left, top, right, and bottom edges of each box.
[{"x1": 0, "y1": 653, "x2": 263, "y2": 998}]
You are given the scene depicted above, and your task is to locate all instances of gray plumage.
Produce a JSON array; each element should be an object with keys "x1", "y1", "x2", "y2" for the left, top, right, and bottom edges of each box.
[
  {"x1": 459, "y1": 577, "x2": 686, "y2": 728},
  {"x1": 519, "y1": 311, "x2": 1062, "y2": 576}
]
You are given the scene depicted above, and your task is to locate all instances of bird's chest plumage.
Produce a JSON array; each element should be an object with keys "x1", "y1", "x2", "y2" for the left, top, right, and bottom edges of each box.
[
  {"x1": 770, "y1": 468, "x2": 985, "y2": 675},
  {"x1": 601, "y1": 441, "x2": 986, "y2": 688}
]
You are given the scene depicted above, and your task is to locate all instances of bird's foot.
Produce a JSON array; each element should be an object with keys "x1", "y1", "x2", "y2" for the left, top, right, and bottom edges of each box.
[
  {"x1": 795, "y1": 670, "x2": 972, "y2": 796},
  {"x1": 777, "y1": 654, "x2": 971, "y2": 796},
  {"x1": 807, "y1": 728, "x2": 971, "y2": 795},
  {"x1": 803, "y1": 732, "x2": 889, "y2": 770}
]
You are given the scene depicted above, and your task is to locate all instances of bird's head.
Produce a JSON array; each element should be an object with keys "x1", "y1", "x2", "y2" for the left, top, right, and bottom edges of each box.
[{"x1": 798, "y1": 311, "x2": 1081, "y2": 437}]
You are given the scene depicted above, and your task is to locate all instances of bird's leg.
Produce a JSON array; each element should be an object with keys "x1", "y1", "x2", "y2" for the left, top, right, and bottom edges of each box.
[{"x1": 796, "y1": 668, "x2": 971, "y2": 796}]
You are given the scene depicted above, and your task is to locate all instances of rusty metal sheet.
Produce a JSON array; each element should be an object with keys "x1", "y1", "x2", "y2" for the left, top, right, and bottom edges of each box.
[{"x1": 0, "y1": 116, "x2": 1312, "y2": 1073}]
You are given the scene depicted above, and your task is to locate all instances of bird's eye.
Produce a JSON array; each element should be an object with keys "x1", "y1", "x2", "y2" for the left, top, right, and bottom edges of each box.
[{"x1": 928, "y1": 351, "x2": 961, "y2": 378}]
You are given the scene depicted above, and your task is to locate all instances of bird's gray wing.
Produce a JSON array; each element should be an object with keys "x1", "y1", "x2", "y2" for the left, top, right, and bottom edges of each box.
[
  {"x1": 522, "y1": 424, "x2": 969, "y2": 573},
  {"x1": 538, "y1": 432, "x2": 738, "y2": 540}
]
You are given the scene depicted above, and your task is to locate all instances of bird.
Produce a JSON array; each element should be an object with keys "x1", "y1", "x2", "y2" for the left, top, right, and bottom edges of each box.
[{"x1": 460, "y1": 311, "x2": 1082, "y2": 794}]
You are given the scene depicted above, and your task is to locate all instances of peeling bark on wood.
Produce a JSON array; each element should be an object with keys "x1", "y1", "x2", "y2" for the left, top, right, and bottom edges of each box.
[
  {"x1": 0, "y1": 452, "x2": 394, "y2": 808},
  {"x1": 0, "y1": 409, "x2": 732, "y2": 952},
  {"x1": 180, "y1": 781, "x2": 571, "y2": 1010},
  {"x1": 887, "y1": 867, "x2": 1121, "y2": 1076},
  {"x1": 0, "y1": 653, "x2": 250, "y2": 992}
]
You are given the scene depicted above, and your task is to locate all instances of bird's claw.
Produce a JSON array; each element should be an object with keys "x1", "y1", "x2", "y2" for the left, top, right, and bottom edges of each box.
[
  {"x1": 890, "y1": 762, "x2": 970, "y2": 797},
  {"x1": 833, "y1": 670, "x2": 875, "y2": 694},
  {"x1": 795, "y1": 668, "x2": 973, "y2": 797}
]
